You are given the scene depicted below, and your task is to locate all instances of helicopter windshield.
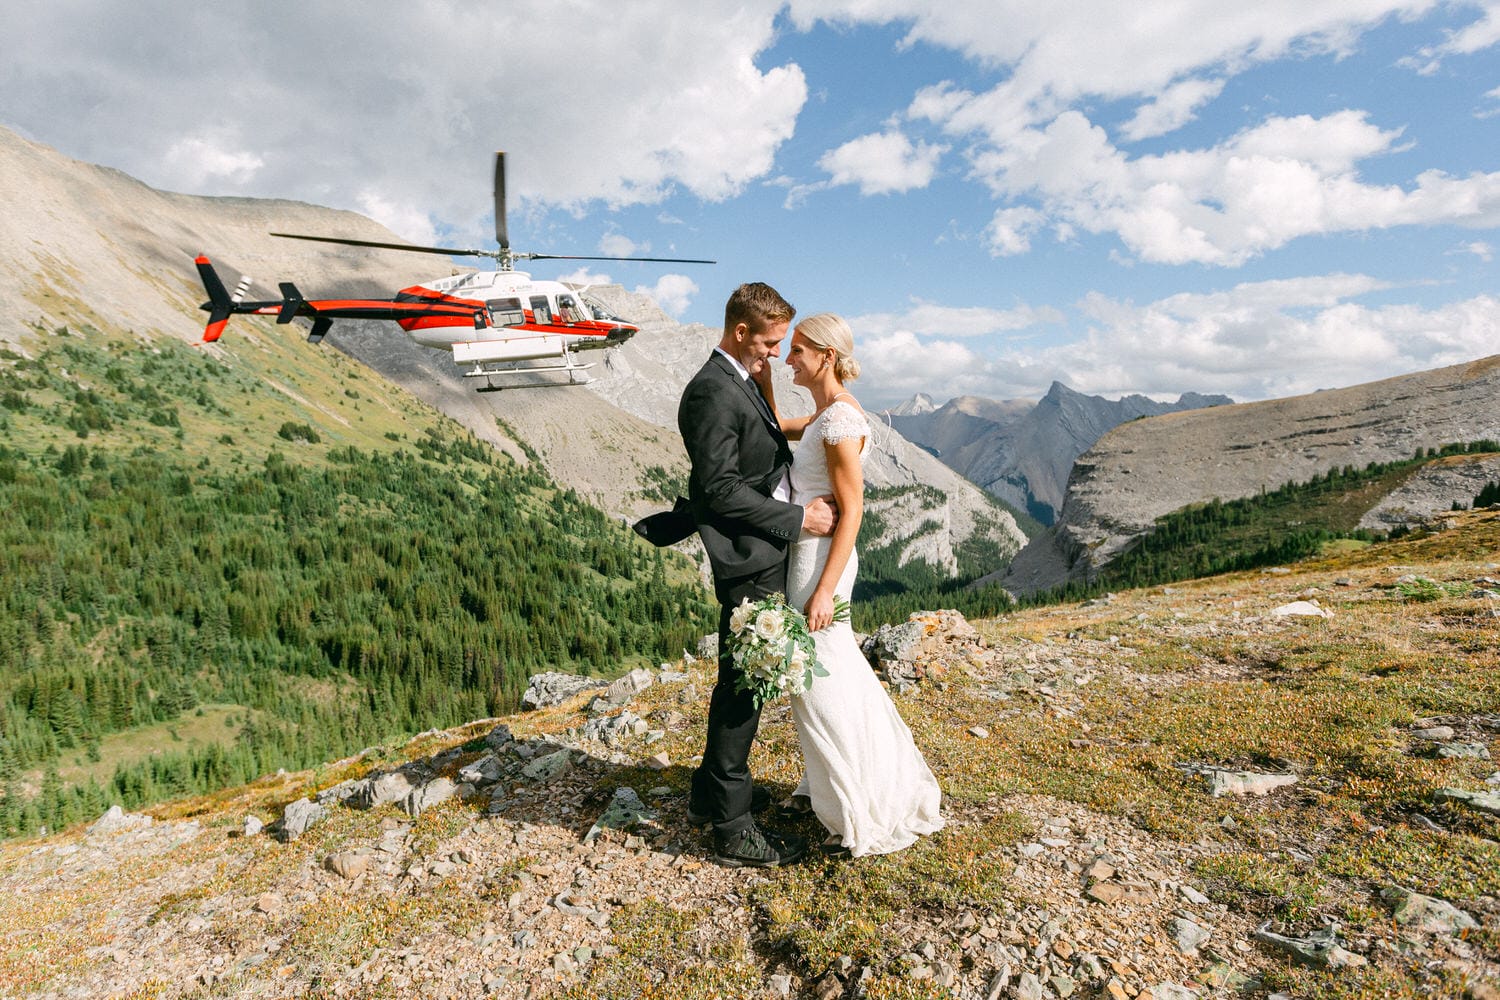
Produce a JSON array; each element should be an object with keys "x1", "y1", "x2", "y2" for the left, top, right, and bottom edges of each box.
[{"x1": 582, "y1": 296, "x2": 625, "y2": 323}]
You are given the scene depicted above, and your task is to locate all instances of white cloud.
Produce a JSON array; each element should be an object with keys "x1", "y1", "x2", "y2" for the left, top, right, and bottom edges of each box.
[
  {"x1": 1120, "y1": 77, "x2": 1226, "y2": 142},
  {"x1": 558, "y1": 267, "x2": 614, "y2": 287},
  {"x1": 853, "y1": 298, "x2": 1064, "y2": 338},
  {"x1": 800, "y1": 0, "x2": 1438, "y2": 137},
  {"x1": 634, "y1": 274, "x2": 700, "y2": 317},
  {"x1": 599, "y1": 233, "x2": 646, "y2": 257},
  {"x1": 817, "y1": 129, "x2": 946, "y2": 195},
  {"x1": 1043, "y1": 287, "x2": 1500, "y2": 400},
  {"x1": 852, "y1": 274, "x2": 1500, "y2": 408},
  {"x1": 355, "y1": 190, "x2": 439, "y2": 247},
  {"x1": 1452, "y1": 240, "x2": 1494, "y2": 261},
  {"x1": 160, "y1": 134, "x2": 263, "y2": 189},
  {"x1": 1479, "y1": 85, "x2": 1500, "y2": 118},
  {"x1": 985, "y1": 206, "x2": 1045, "y2": 256},
  {"x1": 970, "y1": 109, "x2": 1500, "y2": 265},
  {"x1": 859, "y1": 329, "x2": 996, "y2": 401},
  {"x1": 1402, "y1": 1, "x2": 1500, "y2": 72},
  {"x1": 790, "y1": 2, "x2": 1500, "y2": 265},
  {"x1": 1, "y1": 1, "x2": 807, "y2": 241}
]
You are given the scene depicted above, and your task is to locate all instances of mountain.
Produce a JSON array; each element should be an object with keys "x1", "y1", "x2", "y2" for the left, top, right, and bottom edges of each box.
[
  {"x1": 1001, "y1": 355, "x2": 1500, "y2": 596},
  {"x1": 0, "y1": 127, "x2": 431, "y2": 350},
  {"x1": 883, "y1": 391, "x2": 938, "y2": 416},
  {"x1": 890, "y1": 382, "x2": 1232, "y2": 525}
]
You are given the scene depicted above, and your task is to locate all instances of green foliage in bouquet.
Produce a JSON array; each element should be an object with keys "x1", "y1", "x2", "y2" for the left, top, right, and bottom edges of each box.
[{"x1": 726, "y1": 593, "x2": 849, "y2": 709}]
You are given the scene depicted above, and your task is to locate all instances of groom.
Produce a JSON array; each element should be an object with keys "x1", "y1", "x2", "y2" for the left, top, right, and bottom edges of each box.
[{"x1": 678, "y1": 281, "x2": 836, "y2": 868}]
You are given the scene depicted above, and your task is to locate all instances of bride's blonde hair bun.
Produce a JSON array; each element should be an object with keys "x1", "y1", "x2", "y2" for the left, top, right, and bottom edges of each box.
[{"x1": 796, "y1": 312, "x2": 860, "y2": 382}]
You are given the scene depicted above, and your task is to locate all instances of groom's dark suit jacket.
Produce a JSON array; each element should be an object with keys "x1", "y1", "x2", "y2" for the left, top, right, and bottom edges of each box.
[{"x1": 677, "y1": 351, "x2": 802, "y2": 585}]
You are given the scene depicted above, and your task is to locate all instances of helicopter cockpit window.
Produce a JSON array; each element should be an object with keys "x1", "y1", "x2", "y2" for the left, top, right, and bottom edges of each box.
[
  {"x1": 529, "y1": 296, "x2": 553, "y2": 324},
  {"x1": 488, "y1": 298, "x2": 524, "y2": 327},
  {"x1": 584, "y1": 296, "x2": 625, "y2": 323},
  {"x1": 557, "y1": 294, "x2": 585, "y2": 324}
]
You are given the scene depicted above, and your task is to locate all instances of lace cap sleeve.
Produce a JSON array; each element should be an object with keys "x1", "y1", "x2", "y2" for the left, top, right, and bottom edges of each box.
[{"x1": 820, "y1": 400, "x2": 870, "y2": 445}]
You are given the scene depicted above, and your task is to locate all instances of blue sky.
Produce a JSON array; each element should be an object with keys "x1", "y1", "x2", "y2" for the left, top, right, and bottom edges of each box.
[{"x1": 3, "y1": 1, "x2": 1497, "y2": 409}]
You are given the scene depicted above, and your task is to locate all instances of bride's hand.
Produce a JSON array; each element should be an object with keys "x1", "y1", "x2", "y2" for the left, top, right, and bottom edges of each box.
[{"x1": 804, "y1": 589, "x2": 837, "y2": 632}]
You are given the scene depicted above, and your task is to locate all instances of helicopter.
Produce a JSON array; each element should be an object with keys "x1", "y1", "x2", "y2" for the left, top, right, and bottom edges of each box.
[{"x1": 196, "y1": 151, "x2": 714, "y2": 390}]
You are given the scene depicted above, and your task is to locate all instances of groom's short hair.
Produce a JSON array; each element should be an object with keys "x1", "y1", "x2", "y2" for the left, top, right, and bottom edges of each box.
[{"x1": 724, "y1": 282, "x2": 795, "y2": 335}]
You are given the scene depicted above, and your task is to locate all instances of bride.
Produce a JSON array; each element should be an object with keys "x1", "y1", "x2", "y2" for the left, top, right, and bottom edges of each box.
[{"x1": 758, "y1": 312, "x2": 945, "y2": 857}]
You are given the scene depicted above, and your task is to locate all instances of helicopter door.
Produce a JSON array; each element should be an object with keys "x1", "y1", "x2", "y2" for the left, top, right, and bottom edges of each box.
[
  {"x1": 529, "y1": 295, "x2": 553, "y2": 325},
  {"x1": 488, "y1": 297, "x2": 524, "y2": 327}
]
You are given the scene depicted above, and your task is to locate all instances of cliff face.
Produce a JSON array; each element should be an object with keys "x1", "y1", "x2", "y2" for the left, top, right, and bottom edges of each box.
[
  {"x1": 1001, "y1": 355, "x2": 1500, "y2": 596},
  {"x1": 891, "y1": 383, "x2": 1231, "y2": 524}
]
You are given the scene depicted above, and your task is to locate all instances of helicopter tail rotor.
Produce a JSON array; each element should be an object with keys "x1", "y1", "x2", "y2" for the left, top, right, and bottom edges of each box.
[{"x1": 195, "y1": 256, "x2": 234, "y2": 342}]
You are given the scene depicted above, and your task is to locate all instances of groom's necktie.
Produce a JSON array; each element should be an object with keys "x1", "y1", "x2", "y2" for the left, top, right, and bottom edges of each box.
[{"x1": 747, "y1": 379, "x2": 775, "y2": 426}]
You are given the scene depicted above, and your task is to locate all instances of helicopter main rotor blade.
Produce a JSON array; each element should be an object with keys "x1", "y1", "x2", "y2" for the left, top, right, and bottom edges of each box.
[
  {"x1": 522, "y1": 253, "x2": 718, "y2": 264},
  {"x1": 494, "y1": 151, "x2": 509, "y2": 252},
  {"x1": 270, "y1": 232, "x2": 498, "y2": 259}
]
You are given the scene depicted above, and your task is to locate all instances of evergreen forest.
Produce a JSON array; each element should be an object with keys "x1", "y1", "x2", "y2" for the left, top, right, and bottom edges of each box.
[{"x1": 0, "y1": 327, "x2": 712, "y2": 838}]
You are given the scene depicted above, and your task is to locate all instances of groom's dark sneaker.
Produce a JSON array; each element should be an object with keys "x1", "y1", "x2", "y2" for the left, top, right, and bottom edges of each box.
[
  {"x1": 686, "y1": 785, "x2": 772, "y2": 826},
  {"x1": 712, "y1": 823, "x2": 807, "y2": 868}
]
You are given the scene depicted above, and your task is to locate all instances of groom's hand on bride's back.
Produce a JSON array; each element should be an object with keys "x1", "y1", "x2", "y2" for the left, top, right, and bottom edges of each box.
[{"x1": 802, "y1": 495, "x2": 838, "y2": 536}]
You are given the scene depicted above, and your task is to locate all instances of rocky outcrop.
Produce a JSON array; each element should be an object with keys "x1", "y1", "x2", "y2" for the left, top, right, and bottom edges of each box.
[
  {"x1": 1002, "y1": 355, "x2": 1500, "y2": 596},
  {"x1": 1358, "y1": 453, "x2": 1500, "y2": 531}
]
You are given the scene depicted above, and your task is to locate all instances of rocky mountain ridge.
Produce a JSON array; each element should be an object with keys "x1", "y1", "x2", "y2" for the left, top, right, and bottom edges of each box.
[
  {"x1": 1001, "y1": 355, "x2": 1500, "y2": 596},
  {"x1": 889, "y1": 383, "x2": 1232, "y2": 525}
]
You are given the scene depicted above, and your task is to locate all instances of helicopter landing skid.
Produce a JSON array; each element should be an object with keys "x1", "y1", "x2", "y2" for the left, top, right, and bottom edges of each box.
[{"x1": 464, "y1": 356, "x2": 595, "y2": 391}]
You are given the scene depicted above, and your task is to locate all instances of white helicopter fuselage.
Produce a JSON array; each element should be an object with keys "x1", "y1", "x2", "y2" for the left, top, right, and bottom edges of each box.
[{"x1": 397, "y1": 268, "x2": 637, "y2": 366}]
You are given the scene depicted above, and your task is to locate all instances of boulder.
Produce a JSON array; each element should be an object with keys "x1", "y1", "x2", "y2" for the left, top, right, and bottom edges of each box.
[
  {"x1": 866, "y1": 609, "x2": 981, "y2": 686},
  {"x1": 1381, "y1": 887, "x2": 1479, "y2": 935},
  {"x1": 1252, "y1": 921, "x2": 1366, "y2": 970},
  {"x1": 583, "y1": 786, "x2": 656, "y2": 844},
  {"x1": 87, "y1": 805, "x2": 152, "y2": 837},
  {"x1": 1204, "y1": 769, "x2": 1299, "y2": 797},
  {"x1": 273, "y1": 798, "x2": 326, "y2": 842},
  {"x1": 521, "y1": 671, "x2": 608, "y2": 710},
  {"x1": 403, "y1": 777, "x2": 457, "y2": 817}
]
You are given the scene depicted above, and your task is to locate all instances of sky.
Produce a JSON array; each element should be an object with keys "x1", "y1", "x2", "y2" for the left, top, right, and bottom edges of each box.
[{"x1": 3, "y1": 0, "x2": 1498, "y2": 410}]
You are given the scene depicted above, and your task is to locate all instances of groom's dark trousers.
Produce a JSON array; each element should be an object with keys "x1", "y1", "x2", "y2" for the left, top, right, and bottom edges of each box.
[
  {"x1": 695, "y1": 559, "x2": 785, "y2": 836},
  {"x1": 678, "y1": 350, "x2": 802, "y2": 839}
]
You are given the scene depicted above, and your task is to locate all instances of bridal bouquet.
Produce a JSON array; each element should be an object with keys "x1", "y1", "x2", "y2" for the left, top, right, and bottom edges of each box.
[{"x1": 726, "y1": 592, "x2": 850, "y2": 708}]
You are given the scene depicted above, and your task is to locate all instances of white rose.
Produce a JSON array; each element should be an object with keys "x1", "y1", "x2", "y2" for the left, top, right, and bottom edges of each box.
[
  {"x1": 753, "y1": 608, "x2": 785, "y2": 642},
  {"x1": 729, "y1": 598, "x2": 755, "y2": 634}
]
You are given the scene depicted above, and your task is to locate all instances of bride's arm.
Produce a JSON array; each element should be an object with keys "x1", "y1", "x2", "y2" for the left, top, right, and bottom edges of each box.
[
  {"x1": 804, "y1": 437, "x2": 864, "y2": 631},
  {"x1": 750, "y1": 364, "x2": 812, "y2": 440},
  {"x1": 779, "y1": 412, "x2": 813, "y2": 440}
]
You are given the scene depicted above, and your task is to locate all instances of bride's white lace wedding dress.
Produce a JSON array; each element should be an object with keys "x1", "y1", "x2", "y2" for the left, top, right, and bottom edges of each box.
[{"x1": 786, "y1": 400, "x2": 945, "y2": 857}]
